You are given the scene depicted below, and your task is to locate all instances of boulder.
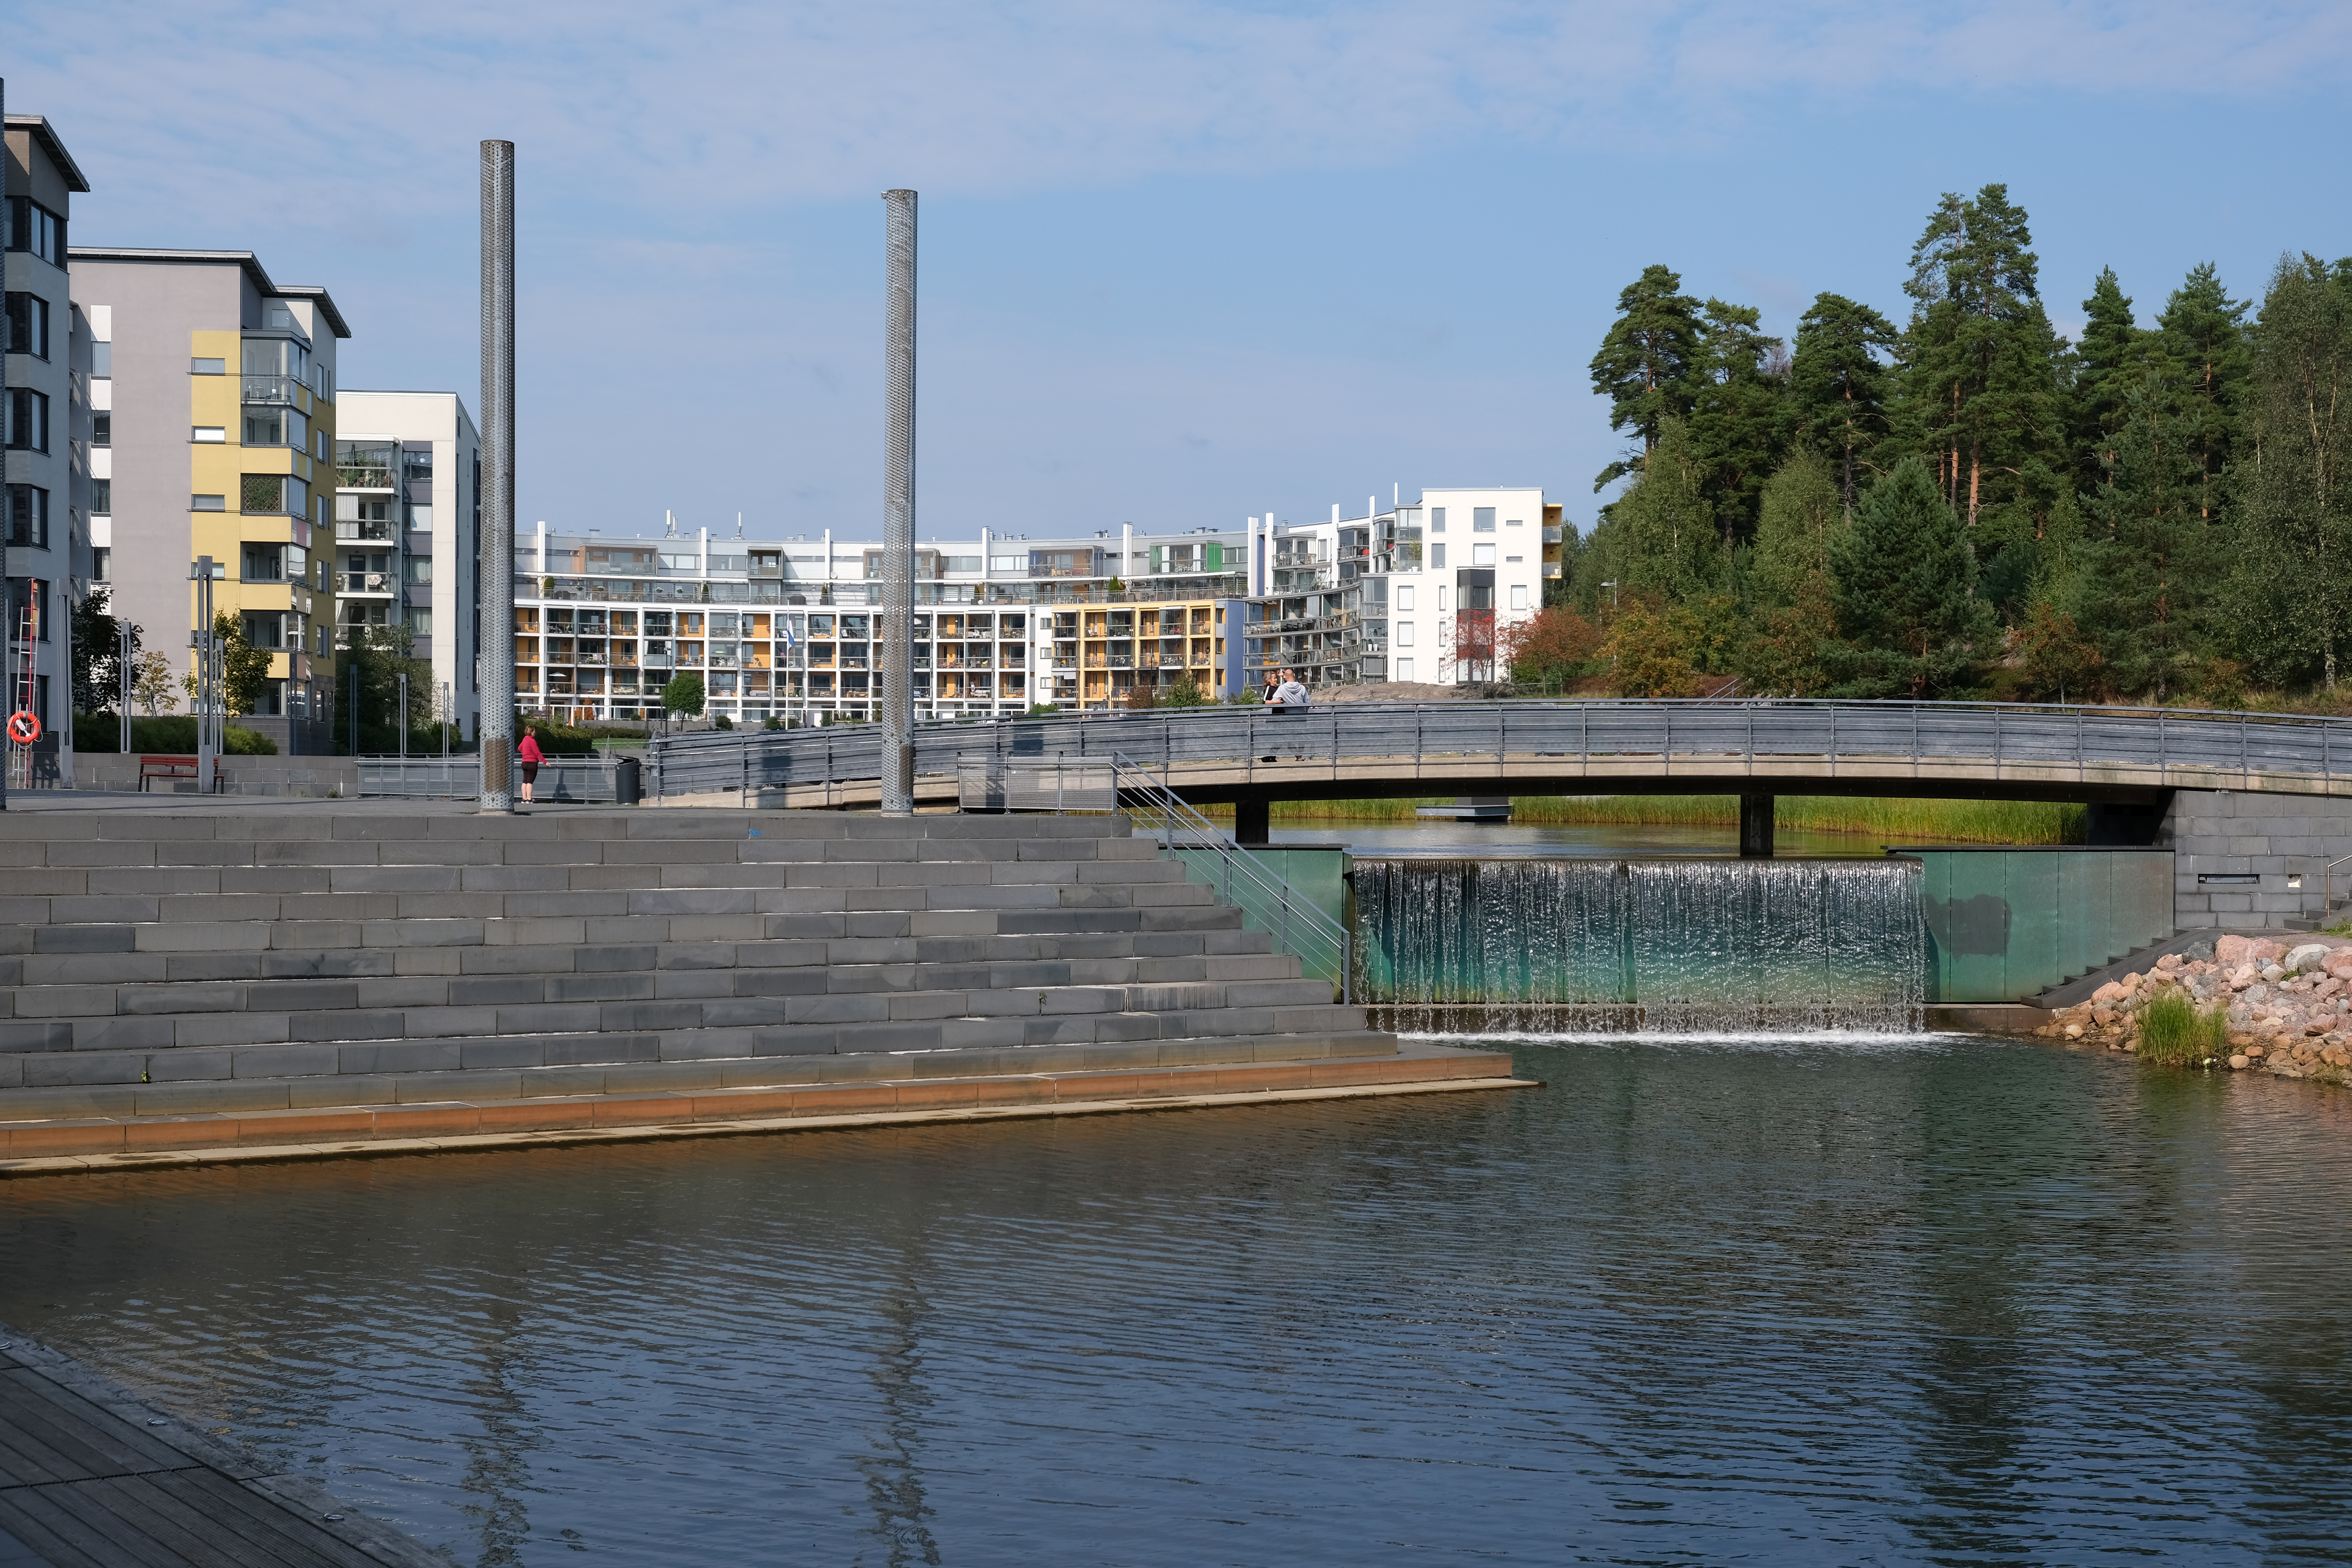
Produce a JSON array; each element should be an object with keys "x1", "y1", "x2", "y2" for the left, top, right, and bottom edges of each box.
[
  {"x1": 2286, "y1": 942, "x2": 2333, "y2": 974},
  {"x1": 2252, "y1": 939, "x2": 2288, "y2": 964},
  {"x1": 2092, "y1": 980, "x2": 2126, "y2": 1007},
  {"x1": 2217, "y1": 934, "x2": 2252, "y2": 965},
  {"x1": 2229, "y1": 1053, "x2": 2250, "y2": 1069}
]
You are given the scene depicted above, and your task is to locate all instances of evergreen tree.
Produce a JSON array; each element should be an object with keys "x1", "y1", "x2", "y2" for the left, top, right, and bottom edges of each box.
[
  {"x1": 2076, "y1": 365, "x2": 2221, "y2": 700},
  {"x1": 1826, "y1": 457, "x2": 1996, "y2": 696},
  {"x1": 1789, "y1": 292, "x2": 1899, "y2": 511},
  {"x1": 1686, "y1": 298, "x2": 1789, "y2": 544},
  {"x1": 1749, "y1": 449, "x2": 1844, "y2": 608},
  {"x1": 2069, "y1": 266, "x2": 2146, "y2": 495},
  {"x1": 1590, "y1": 265, "x2": 1706, "y2": 491},
  {"x1": 1891, "y1": 185, "x2": 2069, "y2": 537},
  {"x1": 1607, "y1": 416, "x2": 1720, "y2": 597},
  {"x1": 2227, "y1": 254, "x2": 2352, "y2": 689},
  {"x1": 2151, "y1": 262, "x2": 2252, "y2": 527}
]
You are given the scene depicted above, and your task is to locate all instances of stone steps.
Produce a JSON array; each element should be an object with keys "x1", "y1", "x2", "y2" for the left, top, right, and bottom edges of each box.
[{"x1": 0, "y1": 808, "x2": 1381, "y2": 1129}]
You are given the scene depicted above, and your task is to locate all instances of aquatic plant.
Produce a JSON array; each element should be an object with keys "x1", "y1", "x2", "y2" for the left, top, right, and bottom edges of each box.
[{"x1": 2136, "y1": 989, "x2": 2231, "y2": 1066}]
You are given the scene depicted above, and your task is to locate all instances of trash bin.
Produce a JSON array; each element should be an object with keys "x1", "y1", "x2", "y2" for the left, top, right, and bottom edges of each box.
[{"x1": 615, "y1": 755, "x2": 642, "y2": 806}]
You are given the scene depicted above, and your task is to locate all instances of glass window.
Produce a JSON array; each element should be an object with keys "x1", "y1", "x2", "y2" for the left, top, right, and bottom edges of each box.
[
  {"x1": 3, "y1": 486, "x2": 48, "y2": 548},
  {"x1": 5, "y1": 198, "x2": 65, "y2": 265},
  {"x1": 193, "y1": 426, "x2": 226, "y2": 442},
  {"x1": 407, "y1": 504, "x2": 434, "y2": 533},
  {"x1": 92, "y1": 547, "x2": 111, "y2": 581},
  {"x1": 242, "y1": 545, "x2": 285, "y2": 581},
  {"x1": 191, "y1": 358, "x2": 226, "y2": 375},
  {"x1": 1429, "y1": 507, "x2": 1446, "y2": 532},
  {"x1": 3, "y1": 389, "x2": 48, "y2": 451},
  {"x1": 91, "y1": 479, "x2": 112, "y2": 515},
  {"x1": 1510, "y1": 584, "x2": 1530, "y2": 610},
  {"x1": 1431, "y1": 543, "x2": 1446, "y2": 569},
  {"x1": 192, "y1": 494, "x2": 226, "y2": 511},
  {"x1": 406, "y1": 557, "x2": 433, "y2": 583},
  {"x1": 91, "y1": 411, "x2": 110, "y2": 447},
  {"x1": 1474, "y1": 508, "x2": 1496, "y2": 531},
  {"x1": 1472, "y1": 544, "x2": 1496, "y2": 566},
  {"x1": 3, "y1": 293, "x2": 49, "y2": 358}
]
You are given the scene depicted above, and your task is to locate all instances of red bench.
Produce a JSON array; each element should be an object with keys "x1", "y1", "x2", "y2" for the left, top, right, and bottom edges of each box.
[{"x1": 137, "y1": 754, "x2": 215, "y2": 792}]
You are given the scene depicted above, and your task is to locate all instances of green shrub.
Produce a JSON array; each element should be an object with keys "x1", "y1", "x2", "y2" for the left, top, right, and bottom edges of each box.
[
  {"x1": 2137, "y1": 989, "x2": 2230, "y2": 1067},
  {"x1": 223, "y1": 726, "x2": 279, "y2": 755}
]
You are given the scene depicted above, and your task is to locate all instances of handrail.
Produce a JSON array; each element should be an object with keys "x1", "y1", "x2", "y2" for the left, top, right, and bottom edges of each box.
[
  {"x1": 1106, "y1": 750, "x2": 1354, "y2": 1004},
  {"x1": 2327, "y1": 852, "x2": 2352, "y2": 914}
]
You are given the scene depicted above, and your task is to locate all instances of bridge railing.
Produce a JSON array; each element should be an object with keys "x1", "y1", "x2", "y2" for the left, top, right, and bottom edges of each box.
[
  {"x1": 1107, "y1": 752, "x2": 1354, "y2": 1003},
  {"x1": 647, "y1": 700, "x2": 2352, "y2": 799}
]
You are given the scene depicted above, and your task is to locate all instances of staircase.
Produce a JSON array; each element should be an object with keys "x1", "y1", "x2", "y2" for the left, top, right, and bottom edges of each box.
[{"x1": 0, "y1": 806, "x2": 1506, "y2": 1164}]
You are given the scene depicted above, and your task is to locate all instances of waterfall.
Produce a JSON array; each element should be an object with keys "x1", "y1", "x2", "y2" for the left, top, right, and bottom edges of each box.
[{"x1": 1352, "y1": 857, "x2": 1925, "y2": 1034}]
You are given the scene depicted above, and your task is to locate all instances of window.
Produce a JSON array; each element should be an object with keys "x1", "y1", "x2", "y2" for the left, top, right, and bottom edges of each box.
[
  {"x1": 191, "y1": 358, "x2": 226, "y2": 375},
  {"x1": 407, "y1": 504, "x2": 434, "y2": 534},
  {"x1": 91, "y1": 480, "x2": 112, "y2": 515},
  {"x1": 192, "y1": 494, "x2": 226, "y2": 511},
  {"x1": 193, "y1": 426, "x2": 226, "y2": 442},
  {"x1": 243, "y1": 545, "x2": 285, "y2": 582},
  {"x1": 242, "y1": 613, "x2": 286, "y2": 650},
  {"x1": 6, "y1": 198, "x2": 65, "y2": 265},
  {"x1": 92, "y1": 548, "x2": 111, "y2": 581},
  {"x1": 92, "y1": 342, "x2": 111, "y2": 376},
  {"x1": 406, "y1": 556, "x2": 433, "y2": 583},
  {"x1": 1396, "y1": 657, "x2": 1414, "y2": 681},
  {"x1": 1431, "y1": 543, "x2": 1446, "y2": 568},
  {"x1": 4, "y1": 486, "x2": 48, "y2": 548},
  {"x1": 1505, "y1": 517, "x2": 1524, "y2": 528},
  {"x1": 1397, "y1": 622, "x2": 1415, "y2": 648},
  {"x1": 403, "y1": 446, "x2": 434, "y2": 478},
  {"x1": 1429, "y1": 508, "x2": 1446, "y2": 532},
  {"x1": 242, "y1": 474, "x2": 299, "y2": 514},
  {"x1": 1396, "y1": 586, "x2": 1414, "y2": 612},
  {"x1": 4, "y1": 389, "x2": 49, "y2": 451},
  {"x1": 91, "y1": 411, "x2": 110, "y2": 447},
  {"x1": 4, "y1": 293, "x2": 49, "y2": 358},
  {"x1": 406, "y1": 608, "x2": 433, "y2": 634},
  {"x1": 243, "y1": 407, "x2": 306, "y2": 447},
  {"x1": 1473, "y1": 543, "x2": 1496, "y2": 566},
  {"x1": 1438, "y1": 587, "x2": 1449, "y2": 612},
  {"x1": 1473, "y1": 508, "x2": 1496, "y2": 532},
  {"x1": 1510, "y1": 584, "x2": 1529, "y2": 611}
]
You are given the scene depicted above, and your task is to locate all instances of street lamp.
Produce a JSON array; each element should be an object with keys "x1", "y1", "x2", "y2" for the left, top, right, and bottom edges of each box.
[{"x1": 1600, "y1": 580, "x2": 1618, "y2": 609}]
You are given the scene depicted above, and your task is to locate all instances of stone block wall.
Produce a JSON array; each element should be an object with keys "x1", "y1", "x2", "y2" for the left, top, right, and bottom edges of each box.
[{"x1": 2161, "y1": 789, "x2": 2352, "y2": 930}]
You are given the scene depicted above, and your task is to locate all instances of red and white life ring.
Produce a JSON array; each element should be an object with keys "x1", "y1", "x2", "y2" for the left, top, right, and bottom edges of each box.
[{"x1": 6, "y1": 711, "x2": 40, "y2": 744}]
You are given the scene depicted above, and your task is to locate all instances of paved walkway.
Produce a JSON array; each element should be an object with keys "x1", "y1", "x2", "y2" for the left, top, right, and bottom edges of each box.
[{"x1": 0, "y1": 1326, "x2": 443, "y2": 1567}]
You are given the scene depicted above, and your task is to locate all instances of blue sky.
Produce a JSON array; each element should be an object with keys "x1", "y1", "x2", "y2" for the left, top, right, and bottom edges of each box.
[{"x1": 17, "y1": 1, "x2": 2352, "y2": 540}]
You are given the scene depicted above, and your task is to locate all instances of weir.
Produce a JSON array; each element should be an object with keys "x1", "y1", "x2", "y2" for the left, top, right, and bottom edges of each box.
[{"x1": 1353, "y1": 856, "x2": 1927, "y2": 1033}]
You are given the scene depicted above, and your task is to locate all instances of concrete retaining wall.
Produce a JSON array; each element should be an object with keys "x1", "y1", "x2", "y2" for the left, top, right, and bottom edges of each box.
[{"x1": 2162, "y1": 789, "x2": 2352, "y2": 930}]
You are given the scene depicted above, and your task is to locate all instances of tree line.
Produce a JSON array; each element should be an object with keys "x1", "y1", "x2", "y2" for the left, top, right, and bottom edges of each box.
[{"x1": 1515, "y1": 184, "x2": 2352, "y2": 707}]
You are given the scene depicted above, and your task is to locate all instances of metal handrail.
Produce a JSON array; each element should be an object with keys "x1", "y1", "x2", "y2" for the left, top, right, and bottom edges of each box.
[
  {"x1": 2326, "y1": 853, "x2": 2352, "y2": 914},
  {"x1": 1106, "y1": 750, "x2": 1353, "y2": 1004},
  {"x1": 647, "y1": 697, "x2": 2352, "y2": 805}
]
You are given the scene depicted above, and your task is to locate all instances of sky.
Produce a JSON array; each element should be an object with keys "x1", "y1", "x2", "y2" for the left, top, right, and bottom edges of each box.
[{"x1": 14, "y1": 1, "x2": 2352, "y2": 543}]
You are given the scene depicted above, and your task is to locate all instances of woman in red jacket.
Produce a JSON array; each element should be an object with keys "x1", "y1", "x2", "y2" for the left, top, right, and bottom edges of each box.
[{"x1": 517, "y1": 731, "x2": 545, "y2": 803}]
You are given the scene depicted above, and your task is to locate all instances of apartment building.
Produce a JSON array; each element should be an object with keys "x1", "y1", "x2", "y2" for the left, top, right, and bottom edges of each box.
[
  {"x1": 67, "y1": 249, "x2": 347, "y2": 753},
  {"x1": 5, "y1": 113, "x2": 90, "y2": 768},
  {"x1": 334, "y1": 391, "x2": 481, "y2": 737},
  {"x1": 507, "y1": 487, "x2": 1552, "y2": 726}
]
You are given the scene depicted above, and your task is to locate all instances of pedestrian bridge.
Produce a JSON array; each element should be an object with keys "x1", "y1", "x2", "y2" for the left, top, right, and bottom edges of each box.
[{"x1": 647, "y1": 701, "x2": 2352, "y2": 834}]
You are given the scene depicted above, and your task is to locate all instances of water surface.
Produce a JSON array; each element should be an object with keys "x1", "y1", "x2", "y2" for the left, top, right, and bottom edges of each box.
[{"x1": 4, "y1": 1037, "x2": 2350, "y2": 1566}]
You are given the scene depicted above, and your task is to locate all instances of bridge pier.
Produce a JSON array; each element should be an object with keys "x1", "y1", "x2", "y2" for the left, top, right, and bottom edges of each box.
[
  {"x1": 1740, "y1": 793, "x2": 1774, "y2": 858},
  {"x1": 1235, "y1": 798, "x2": 1271, "y2": 845}
]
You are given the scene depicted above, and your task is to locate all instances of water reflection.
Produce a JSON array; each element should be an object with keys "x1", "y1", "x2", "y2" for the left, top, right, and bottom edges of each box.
[{"x1": 4, "y1": 1039, "x2": 2350, "y2": 1565}]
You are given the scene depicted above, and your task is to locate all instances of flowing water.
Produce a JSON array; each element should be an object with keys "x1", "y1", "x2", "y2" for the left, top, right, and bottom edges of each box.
[
  {"x1": 5, "y1": 1037, "x2": 2351, "y2": 1567},
  {"x1": 1354, "y1": 857, "x2": 1927, "y2": 1033}
]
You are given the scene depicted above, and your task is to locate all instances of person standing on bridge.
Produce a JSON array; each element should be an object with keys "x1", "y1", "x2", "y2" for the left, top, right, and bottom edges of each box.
[
  {"x1": 1271, "y1": 669, "x2": 1309, "y2": 711},
  {"x1": 517, "y1": 730, "x2": 544, "y2": 804}
]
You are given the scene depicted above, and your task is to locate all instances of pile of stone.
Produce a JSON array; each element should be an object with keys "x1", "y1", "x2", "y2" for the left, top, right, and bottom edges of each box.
[{"x1": 2034, "y1": 934, "x2": 2352, "y2": 1081}]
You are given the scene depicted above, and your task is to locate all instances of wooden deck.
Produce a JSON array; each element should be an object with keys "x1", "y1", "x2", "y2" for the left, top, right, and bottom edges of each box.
[{"x1": 0, "y1": 1326, "x2": 443, "y2": 1567}]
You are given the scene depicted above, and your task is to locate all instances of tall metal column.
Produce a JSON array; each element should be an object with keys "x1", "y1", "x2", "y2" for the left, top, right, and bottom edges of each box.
[
  {"x1": 478, "y1": 140, "x2": 517, "y2": 812},
  {"x1": 880, "y1": 189, "x2": 917, "y2": 814}
]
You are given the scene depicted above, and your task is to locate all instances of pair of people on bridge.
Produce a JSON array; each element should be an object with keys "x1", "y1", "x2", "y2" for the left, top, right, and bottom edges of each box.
[{"x1": 1262, "y1": 668, "x2": 1310, "y2": 712}]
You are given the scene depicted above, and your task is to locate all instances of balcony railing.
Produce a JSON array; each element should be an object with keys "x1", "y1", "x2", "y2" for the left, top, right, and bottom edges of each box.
[
  {"x1": 337, "y1": 463, "x2": 396, "y2": 490},
  {"x1": 243, "y1": 374, "x2": 303, "y2": 407},
  {"x1": 337, "y1": 520, "x2": 395, "y2": 543},
  {"x1": 339, "y1": 571, "x2": 396, "y2": 594}
]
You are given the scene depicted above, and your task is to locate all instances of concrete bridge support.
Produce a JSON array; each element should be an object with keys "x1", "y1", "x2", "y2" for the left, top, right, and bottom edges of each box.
[
  {"x1": 1740, "y1": 794, "x2": 1774, "y2": 858},
  {"x1": 2162, "y1": 789, "x2": 2352, "y2": 930},
  {"x1": 1235, "y1": 798, "x2": 1271, "y2": 845}
]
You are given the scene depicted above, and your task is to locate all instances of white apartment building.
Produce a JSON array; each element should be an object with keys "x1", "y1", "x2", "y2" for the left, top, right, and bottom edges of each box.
[
  {"x1": 505, "y1": 486, "x2": 1558, "y2": 727},
  {"x1": 333, "y1": 391, "x2": 481, "y2": 736}
]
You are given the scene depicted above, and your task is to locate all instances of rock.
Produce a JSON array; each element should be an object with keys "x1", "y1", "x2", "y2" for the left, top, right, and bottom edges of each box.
[
  {"x1": 2217, "y1": 934, "x2": 2252, "y2": 965},
  {"x1": 2092, "y1": 981, "x2": 2126, "y2": 1006},
  {"x1": 2262, "y1": 964, "x2": 2287, "y2": 983},
  {"x1": 2246, "y1": 1044, "x2": 2267, "y2": 1058},
  {"x1": 2093, "y1": 1007, "x2": 2116, "y2": 1026},
  {"x1": 2121, "y1": 971, "x2": 2145, "y2": 994},
  {"x1": 2063, "y1": 1023, "x2": 2084, "y2": 1039},
  {"x1": 2308, "y1": 1016, "x2": 2337, "y2": 1035},
  {"x1": 2229, "y1": 1053, "x2": 2250, "y2": 1069},
  {"x1": 2253, "y1": 939, "x2": 2288, "y2": 964},
  {"x1": 2287, "y1": 942, "x2": 2333, "y2": 974},
  {"x1": 2157, "y1": 952, "x2": 2183, "y2": 972}
]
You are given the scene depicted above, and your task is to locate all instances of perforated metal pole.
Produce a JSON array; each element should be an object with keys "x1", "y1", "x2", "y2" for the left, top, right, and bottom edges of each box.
[
  {"x1": 880, "y1": 189, "x2": 917, "y2": 814},
  {"x1": 478, "y1": 140, "x2": 517, "y2": 812}
]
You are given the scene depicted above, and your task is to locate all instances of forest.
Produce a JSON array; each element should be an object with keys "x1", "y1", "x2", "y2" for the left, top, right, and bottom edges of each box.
[{"x1": 1513, "y1": 184, "x2": 2352, "y2": 710}]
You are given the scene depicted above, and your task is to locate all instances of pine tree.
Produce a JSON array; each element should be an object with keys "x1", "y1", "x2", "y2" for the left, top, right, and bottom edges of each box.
[
  {"x1": 2227, "y1": 254, "x2": 2352, "y2": 689},
  {"x1": 1686, "y1": 298, "x2": 1789, "y2": 545},
  {"x1": 1891, "y1": 186, "x2": 2069, "y2": 536},
  {"x1": 1590, "y1": 266, "x2": 1706, "y2": 491},
  {"x1": 2076, "y1": 366, "x2": 2221, "y2": 700},
  {"x1": 2151, "y1": 262, "x2": 2252, "y2": 528},
  {"x1": 1789, "y1": 293, "x2": 1899, "y2": 512},
  {"x1": 1826, "y1": 457, "x2": 1996, "y2": 696},
  {"x1": 2069, "y1": 266, "x2": 2146, "y2": 495}
]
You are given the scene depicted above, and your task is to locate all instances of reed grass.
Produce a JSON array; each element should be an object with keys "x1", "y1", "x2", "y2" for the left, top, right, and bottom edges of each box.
[
  {"x1": 2136, "y1": 990, "x2": 2232, "y2": 1066},
  {"x1": 1206, "y1": 794, "x2": 2086, "y2": 844}
]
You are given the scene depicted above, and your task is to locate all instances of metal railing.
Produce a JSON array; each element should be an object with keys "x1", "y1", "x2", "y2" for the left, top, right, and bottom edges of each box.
[
  {"x1": 356, "y1": 754, "x2": 636, "y2": 802},
  {"x1": 646, "y1": 697, "x2": 2352, "y2": 805},
  {"x1": 1108, "y1": 752, "x2": 1353, "y2": 1002}
]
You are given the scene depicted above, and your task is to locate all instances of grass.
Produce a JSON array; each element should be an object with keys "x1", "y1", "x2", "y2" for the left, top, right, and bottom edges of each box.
[
  {"x1": 1206, "y1": 794, "x2": 2086, "y2": 844},
  {"x1": 2136, "y1": 990, "x2": 2233, "y2": 1067}
]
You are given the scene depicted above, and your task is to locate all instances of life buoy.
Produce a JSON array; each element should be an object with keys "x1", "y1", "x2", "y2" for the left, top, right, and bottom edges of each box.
[{"x1": 6, "y1": 711, "x2": 40, "y2": 744}]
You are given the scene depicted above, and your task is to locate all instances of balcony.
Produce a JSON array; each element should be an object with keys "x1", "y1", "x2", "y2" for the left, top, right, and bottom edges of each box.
[
  {"x1": 337, "y1": 519, "x2": 395, "y2": 543},
  {"x1": 1543, "y1": 525, "x2": 1563, "y2": 544},
  {"x1": 242, "y1": 374, "x2": 303, "y2": 407},
  {"x1": 339, "y1": 571, "x2": 396, "y2": 595},
  {"x1": 337, "y1": 463, "x2": 396, "y2": 491}
]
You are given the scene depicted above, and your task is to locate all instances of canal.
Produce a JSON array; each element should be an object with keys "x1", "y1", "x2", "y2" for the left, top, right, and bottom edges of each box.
[{"x1": 6, "y1": 1031, "x2": 2349, "y2": 1565}]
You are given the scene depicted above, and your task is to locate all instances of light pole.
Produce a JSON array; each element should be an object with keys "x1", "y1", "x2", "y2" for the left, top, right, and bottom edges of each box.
[
  {"x1": 397, "y1": 670, "x2": 408, "y2": 760},
  {"x1": 1600, "y1": 580, "x2": 1618, "y2": 609},
  {"x1": 119, "y1": 620, "x2": 139, "y2": 754},
  {"x1": 190, "y1": 558, "x2": 217, "y2": 793}
]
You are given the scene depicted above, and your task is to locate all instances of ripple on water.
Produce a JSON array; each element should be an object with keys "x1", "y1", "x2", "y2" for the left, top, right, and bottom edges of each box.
[{"x1": 4, "y1": 1035, "x2": 2351, "y2": 1566}]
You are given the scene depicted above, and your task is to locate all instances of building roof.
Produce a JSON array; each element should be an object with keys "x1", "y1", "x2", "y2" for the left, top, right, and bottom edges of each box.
[
  {"x1": 5, "y1": 114, "x2": 91, "y2": 193},
  {"x1": 63, "y1": 248, "x2": 351, "y2": 338}
]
